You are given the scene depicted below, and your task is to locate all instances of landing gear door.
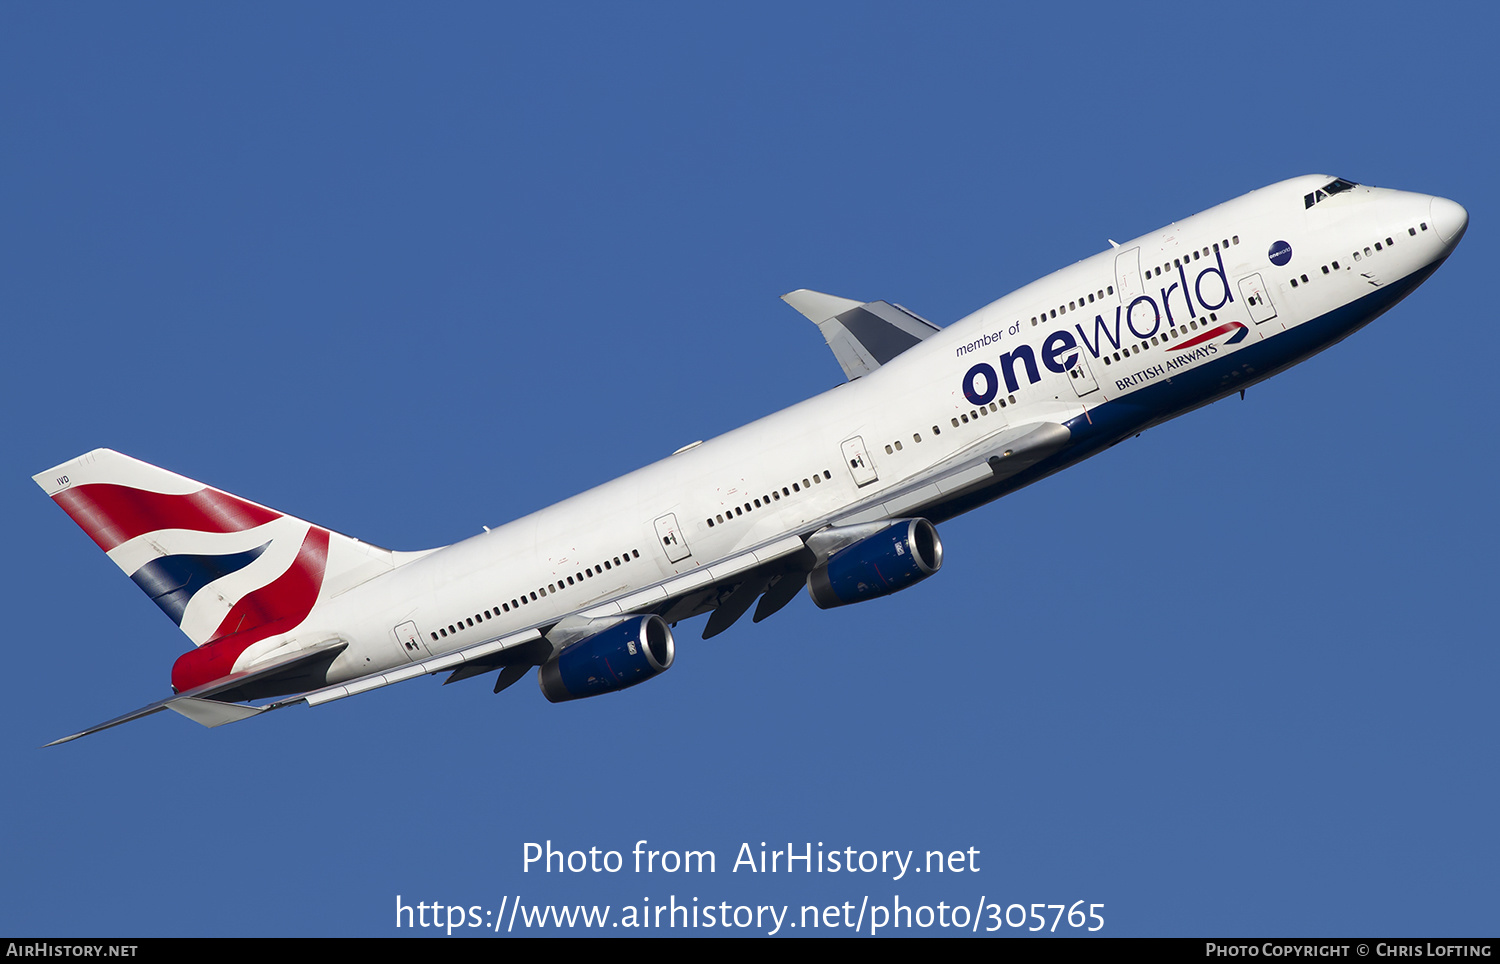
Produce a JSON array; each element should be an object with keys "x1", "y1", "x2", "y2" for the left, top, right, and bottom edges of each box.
[
  {"x1": 654, "y1": 513, "x2": 692, "y2": 563},
  {"x1": 840, "y1": 436, "x2": 879, "y2": 487},
  {"x1": 1238, "y1": 273, "x2": 1278, "y2": 323}
]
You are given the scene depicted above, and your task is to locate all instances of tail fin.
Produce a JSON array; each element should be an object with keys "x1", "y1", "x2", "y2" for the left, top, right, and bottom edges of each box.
[{"x1": 34, "y1": 449, "x2": 396, "y2": 648}]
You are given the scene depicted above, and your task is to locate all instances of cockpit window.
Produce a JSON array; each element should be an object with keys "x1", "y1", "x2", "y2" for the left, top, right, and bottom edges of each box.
[{"x1": 1305, "y1": 178, "x2": 1359, "y2": 209}]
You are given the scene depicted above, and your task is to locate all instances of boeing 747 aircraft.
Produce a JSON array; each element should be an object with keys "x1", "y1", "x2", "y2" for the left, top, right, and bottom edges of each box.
[{"x1": 35, "y1": 175, "x2": 1468, "y2": 744}]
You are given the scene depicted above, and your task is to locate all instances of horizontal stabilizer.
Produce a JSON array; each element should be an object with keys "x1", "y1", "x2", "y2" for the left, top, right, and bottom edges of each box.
[
  {"x1": 45, "y1": 639, "x2": 347, "y2": 745},
  {"x1": 781, "y1": 289, "x2": 941, "y2": 381},
  {"x1": 165, "y1": 697, "x2": 268, "y2": 727}
]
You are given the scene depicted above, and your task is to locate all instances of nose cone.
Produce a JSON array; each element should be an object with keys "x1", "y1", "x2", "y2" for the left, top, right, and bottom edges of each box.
[{"x1": 1429, "y1": 196, "x2": 1469, "y2": 247}]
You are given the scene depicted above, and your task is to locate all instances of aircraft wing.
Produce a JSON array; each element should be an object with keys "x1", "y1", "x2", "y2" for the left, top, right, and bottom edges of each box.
[
  {"x1": 54, "y1": 424, "x2": 1069, "y2": 736},
  {"x1": 271, "y1": 424, "x2": 1072, "y2": 713},
  {"x1": 267, "y1": 534, "x2": 812, "y2": 710},
  {"x1": 782, "y1": 289, "x2": 941, "y2": 380},
  {"x1": 830, "y1": 421, "x2": 1073, "y2": 527}
]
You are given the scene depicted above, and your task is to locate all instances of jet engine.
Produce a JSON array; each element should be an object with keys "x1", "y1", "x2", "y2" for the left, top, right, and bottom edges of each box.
[
  {"x1": 806, "y1": 518, "x2": 943, "y2": 609},
  {"x1": 538, "y1": 614, "x2": 675, "y2": 702}
]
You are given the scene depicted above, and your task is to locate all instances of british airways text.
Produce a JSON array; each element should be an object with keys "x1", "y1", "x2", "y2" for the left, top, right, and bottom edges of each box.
[{"x1": 961, "y1": 247, "x2": 1236, "y2": 403}]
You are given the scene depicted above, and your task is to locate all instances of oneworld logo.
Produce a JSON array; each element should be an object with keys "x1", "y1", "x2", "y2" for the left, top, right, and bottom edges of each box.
[
  {"x1": 961, "y1": 247, "x2": 1238, "y2": 404},
  {"x1": 1268, "y1": 240, "x2": 1292, "y2": 266}
]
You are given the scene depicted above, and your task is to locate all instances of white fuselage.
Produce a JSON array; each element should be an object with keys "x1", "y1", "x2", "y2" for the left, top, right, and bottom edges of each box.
[{"x1": 277, "y1": 176, "x2": 1464, "y2": 685}]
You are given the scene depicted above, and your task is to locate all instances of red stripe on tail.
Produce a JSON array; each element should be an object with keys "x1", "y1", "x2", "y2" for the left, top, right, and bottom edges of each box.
[
  {"x1": 53, "y1": 484, "x2": 282, "y2": 552},
  {"x1": 171, "y1": 528, "x2": 331, "y2": 693}
]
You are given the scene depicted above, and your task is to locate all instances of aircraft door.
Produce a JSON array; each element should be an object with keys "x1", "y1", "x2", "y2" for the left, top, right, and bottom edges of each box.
[
  {"x1": 1067, "y1": 350, "x2": 1099, "y2": 397},
  {"x1": 840, "y1": 436, "x2": 879, "y2": 487},
  {"x1": 393, "y1": 620, "x2": 433, "y2": 661},
  {"x1": 653, "y1": 513, "x2": 692, "y2": 563},
  {"x1": 1238, "y1": 273, "x2": 1278, "y2": 323},
  {"x1": 1115, "y1": 247, "x2": 1143, "y2": 302}
]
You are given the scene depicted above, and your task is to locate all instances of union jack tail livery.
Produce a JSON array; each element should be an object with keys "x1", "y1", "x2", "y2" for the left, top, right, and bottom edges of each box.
[{"x1": 35, "y1": 450, "x2": 402, "y2": 741}]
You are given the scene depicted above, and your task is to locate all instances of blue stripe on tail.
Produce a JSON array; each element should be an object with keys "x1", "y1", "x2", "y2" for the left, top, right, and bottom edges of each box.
[{"x1": 129, "y1": 543, "x2": 270, "y2": 625}]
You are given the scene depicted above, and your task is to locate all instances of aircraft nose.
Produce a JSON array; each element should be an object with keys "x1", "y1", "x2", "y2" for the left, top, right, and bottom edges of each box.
[{"x1": 1429, "y1": 195, "x2": 1469, "y2": 247}]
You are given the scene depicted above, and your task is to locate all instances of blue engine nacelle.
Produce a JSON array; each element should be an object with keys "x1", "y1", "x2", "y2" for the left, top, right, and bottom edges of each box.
[
  {"x1": 538, "y1": 614, "x2": 676, "y2": 703},
  {"x1": 807, "y1": 518, "x2": 943, "y2": 609}
]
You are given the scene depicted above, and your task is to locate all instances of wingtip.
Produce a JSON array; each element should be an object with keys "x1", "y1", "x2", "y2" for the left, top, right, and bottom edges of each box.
[{"x1": 780, "y1": 289, "x2": 865, "y2": 324}]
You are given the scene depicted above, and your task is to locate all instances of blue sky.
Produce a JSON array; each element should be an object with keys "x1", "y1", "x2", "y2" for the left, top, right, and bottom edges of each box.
[{"x1": 2, "y1": 2, "x2": 1494, "y2": 937}]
